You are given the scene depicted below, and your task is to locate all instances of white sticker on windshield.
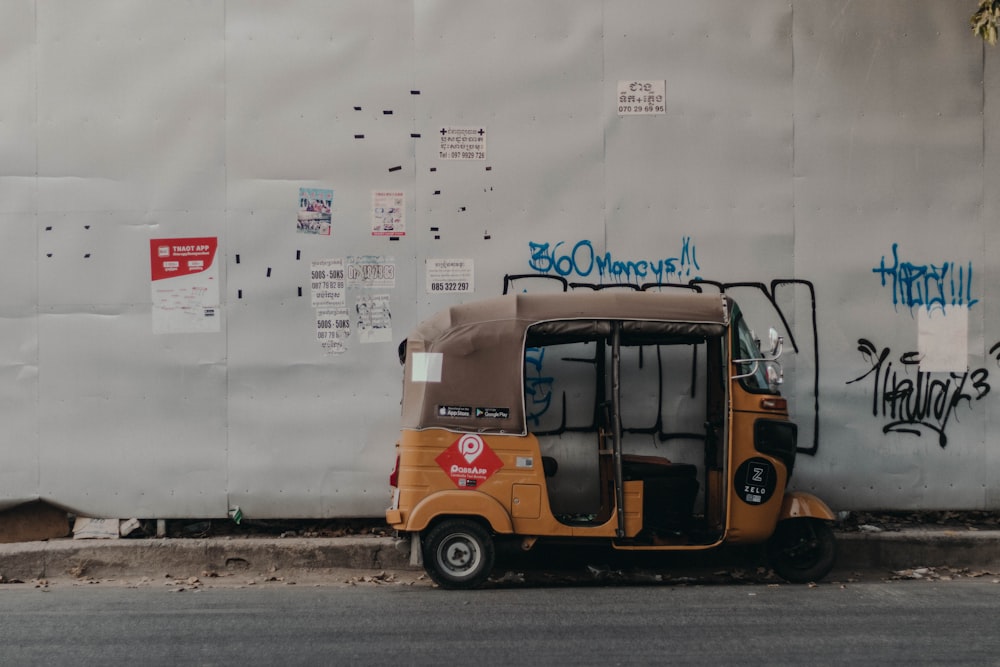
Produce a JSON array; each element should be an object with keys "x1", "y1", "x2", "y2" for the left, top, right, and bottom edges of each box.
[{"x1": 411, "y1": 352, "x2": 443, "y2": 383}]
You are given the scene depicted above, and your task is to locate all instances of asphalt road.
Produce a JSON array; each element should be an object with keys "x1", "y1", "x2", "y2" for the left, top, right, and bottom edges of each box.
[{"x1": 1, "y1": 577, "x2": 998, "y2": 666}]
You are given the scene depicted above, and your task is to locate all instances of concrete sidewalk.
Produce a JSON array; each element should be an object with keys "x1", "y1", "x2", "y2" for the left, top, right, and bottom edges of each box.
[
  {"x1": 1, "y1": 529, "x2": 998, "y2": 583},
  {"x1": 0, "y1": 536, "x2": 407, "y2": 582}
]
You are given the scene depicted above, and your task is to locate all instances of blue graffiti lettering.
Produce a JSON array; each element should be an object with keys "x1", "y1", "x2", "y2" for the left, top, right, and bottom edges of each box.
[
  {"x1": 872, "y1": 244, "x2": 978, "y2": 312},
  {"x1": 527, "y1": 238, "x2": 701, "y2": 285}
]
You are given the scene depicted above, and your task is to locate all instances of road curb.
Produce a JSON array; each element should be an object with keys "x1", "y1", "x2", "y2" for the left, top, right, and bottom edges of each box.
[
  {"x1": 835, "y1": 529, "x2": 1000, "y2": 571},
  {"x1": 0, "y1": 537, "x2": 410, "y2": 581},
  {"x1": 1, "y1": 530, "x2": 998, "y2": 582}
]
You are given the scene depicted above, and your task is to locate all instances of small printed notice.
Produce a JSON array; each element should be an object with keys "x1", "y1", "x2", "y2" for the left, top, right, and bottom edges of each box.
[
  {"x1": 355, "y1": 294, "x2": 392, "y2": 344},
  {"x1": 298, "y1": 188, "x2": 333, "y2": 235},
  {"x1": 311, "y1": 258, "x2": 346, "y2": 307},
  {"x1": 426, "y1": 258, "x2": 475, "y2": 294},
  {"x1": 438, "y1": 127, "x2": 487, "y2": 160},
  {"x1": 150, "y1": 237, "x2": 220, "y2": 334},
  {"x1": 316, "y1": 307, "x2": 350, "y2": 355},
  {"x1": 617, "y1": 80, "x2": 666, "y2": 115},
  {"x1": 372, "y1": 191, "x2": 405, "y2": 237},
  {"x1": 347, "y1": 255, "x2": 396, "y2": 289}
]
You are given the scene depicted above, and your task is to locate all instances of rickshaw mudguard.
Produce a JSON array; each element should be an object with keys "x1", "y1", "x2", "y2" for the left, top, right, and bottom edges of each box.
[
  {"x1": 403, "y1": 490, "x2": 514, "y2": 534},
  {"x1": 778, "y1": 491, "x2": 836, "y2": 522}
]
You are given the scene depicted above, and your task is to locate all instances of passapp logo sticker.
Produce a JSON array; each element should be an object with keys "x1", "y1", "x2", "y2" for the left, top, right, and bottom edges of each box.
[{"x1": 436, "y1": 434, "x2": 503, "y2": 489}]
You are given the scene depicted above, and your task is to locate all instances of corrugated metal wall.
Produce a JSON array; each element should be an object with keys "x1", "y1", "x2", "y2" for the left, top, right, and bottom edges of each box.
[{"x1": 1, "y1": 0, "x2": 996, "y2": 517}]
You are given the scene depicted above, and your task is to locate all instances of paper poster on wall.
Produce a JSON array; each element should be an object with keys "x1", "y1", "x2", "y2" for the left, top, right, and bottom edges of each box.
[
  {"x1": 347, "y1": 255, "x2": 396, "y2": 289},
  {"x1": 298, "y1": 188, "x2": 333, "y2": 235},
  {"x1": 149, "y1": 237, "x2": 220, "y2": 334},
  {"x1": 310, "y1": 258, "x2": 346, "y2": 307},
  {"x1": 438, "y1": 127, "x2": 487, "y2": 160},
  {"x1": 355, "y1": 294, "x2": 392, "y2": 344},
  {"x1": 371, "y1": 191, "x2": 405, "y2": 237},
  {"x1": 426, "y1": 258, "x2": 475, "y2": 294},
  {"x1": 918, "y1": 307, "x2": 969, "y2": 372},
  {"x1": 316, "y1": 307, "x2": 350, "y2": 354},
  {"x1": 617, "y1": 80, "x2": 666, "y2": 115}
]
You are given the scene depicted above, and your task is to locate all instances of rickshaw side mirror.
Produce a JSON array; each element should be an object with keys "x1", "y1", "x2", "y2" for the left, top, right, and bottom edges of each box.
[{"x1": 767, "y1": 328, "x2": 783, "y2": 358}]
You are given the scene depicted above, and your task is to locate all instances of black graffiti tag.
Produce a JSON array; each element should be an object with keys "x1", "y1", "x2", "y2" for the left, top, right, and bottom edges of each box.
[{"x1": 847, "y1": 338, "x2": 993, "y2": 447}]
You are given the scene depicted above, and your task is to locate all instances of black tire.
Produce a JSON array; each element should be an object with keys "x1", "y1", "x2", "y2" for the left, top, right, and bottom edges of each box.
[
  {"x1": 423, "y1": 518, "x2": 495, "y2": 589},
  {"x1": 766, "y1": 518, "x2": 837, "y2": 583}
]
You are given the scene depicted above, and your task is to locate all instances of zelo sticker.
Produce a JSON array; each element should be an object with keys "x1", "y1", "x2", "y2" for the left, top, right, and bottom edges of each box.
[{"x1": 734, "y1": 457, "x2": 777, "y2": 505}]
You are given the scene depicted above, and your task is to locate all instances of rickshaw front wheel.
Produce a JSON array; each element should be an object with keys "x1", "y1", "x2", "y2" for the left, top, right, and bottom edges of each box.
[
  {"x1": 423, "y1": 518, "x2": 495, "y2": 589},
  {"x1": 766, "y1": 517, "x2": 836, "y2": 584}
]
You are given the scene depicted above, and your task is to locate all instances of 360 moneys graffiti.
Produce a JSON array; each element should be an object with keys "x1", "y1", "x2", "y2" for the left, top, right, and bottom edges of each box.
[{"x1": 527, "y1": 237, "x2": 701, "y2": 284}]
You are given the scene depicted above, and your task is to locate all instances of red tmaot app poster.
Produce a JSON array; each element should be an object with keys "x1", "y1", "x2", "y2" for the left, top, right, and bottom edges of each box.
[{"x1": 150, "y1": 237, "x2": 220, "y2": 334}]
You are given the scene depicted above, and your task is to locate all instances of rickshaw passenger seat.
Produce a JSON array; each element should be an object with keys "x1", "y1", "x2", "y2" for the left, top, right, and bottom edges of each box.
[{"x1": 621, "y1": 453, "x2": 672, "y2": 470}]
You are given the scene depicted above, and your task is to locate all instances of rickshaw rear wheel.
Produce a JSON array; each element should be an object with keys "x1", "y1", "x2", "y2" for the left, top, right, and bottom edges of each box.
[
  {"x1": 766, "y1": 518, "x2": 836, "y2": 584},
  {"x1": 423, "y1": 518, "x2": 495, "y2": 589}
]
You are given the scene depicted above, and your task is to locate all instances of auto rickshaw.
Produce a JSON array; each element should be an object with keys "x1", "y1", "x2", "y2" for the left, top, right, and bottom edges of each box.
[{"x1": 386, "y1": 291, "x2": 836, "y2": 588}]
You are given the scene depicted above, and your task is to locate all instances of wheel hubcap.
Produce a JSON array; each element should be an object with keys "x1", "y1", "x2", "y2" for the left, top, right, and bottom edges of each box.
[{"x1": 438, "y1": 533, "x2": 480, "y2": 576}]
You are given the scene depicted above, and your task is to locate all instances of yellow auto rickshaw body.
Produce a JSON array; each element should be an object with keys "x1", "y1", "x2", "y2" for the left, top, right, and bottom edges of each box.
[{"x1": 386, "y1": 291, "x2": 835, "y2": 587}]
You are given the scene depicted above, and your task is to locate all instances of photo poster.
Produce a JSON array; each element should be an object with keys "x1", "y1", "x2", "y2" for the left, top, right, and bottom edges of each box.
[
  {"x1": 298, "y1": 187, "x2": 333, "y2": 235},
  {"x1": 371, "y1": 191, "x2": 405, "y2": 237},
  {"x1": 149, "y1": 237, "x2": 220, "y2": 334}
]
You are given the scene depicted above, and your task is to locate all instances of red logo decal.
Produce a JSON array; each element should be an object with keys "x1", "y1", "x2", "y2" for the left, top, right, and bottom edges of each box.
[{"x1": 435, "y1": 434, "x2": 503, "y2": 489}]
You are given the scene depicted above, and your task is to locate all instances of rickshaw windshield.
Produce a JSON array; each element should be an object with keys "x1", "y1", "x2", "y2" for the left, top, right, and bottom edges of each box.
[{"x1": 732, "y1": 305, "x2": 774, "y2": 393}]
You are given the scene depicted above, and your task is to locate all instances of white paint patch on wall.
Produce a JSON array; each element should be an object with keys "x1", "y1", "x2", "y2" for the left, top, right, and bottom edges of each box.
[{"x1": 919, "y1": 308, "x2": 969, "y2": 373}]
